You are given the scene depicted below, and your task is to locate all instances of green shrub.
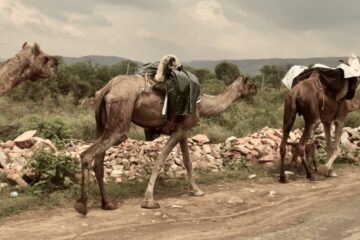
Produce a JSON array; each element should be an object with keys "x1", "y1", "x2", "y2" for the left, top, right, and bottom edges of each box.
[
  {"x1": 26, "y1": 149, "x2": 79, "y2": 194},
  {"x1": 18, "y1": 115, "x2": 73, "y2": 146}
]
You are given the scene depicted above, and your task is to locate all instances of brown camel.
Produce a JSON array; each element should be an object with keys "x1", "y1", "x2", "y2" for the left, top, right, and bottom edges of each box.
[
  {"x1": 279, "y1": 70, "x2": 360, "y2": 183},
  {"x1": 74, "y1": 74, "x2": 257, "y2": 215},
  {"x1": 0, "y1": 42, "x2": 58, "y2": 96}
]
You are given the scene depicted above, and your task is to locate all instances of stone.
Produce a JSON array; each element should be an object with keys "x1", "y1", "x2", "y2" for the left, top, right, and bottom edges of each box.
[
  {"x1": 202, "y1": 144, "x2": 212, "y2": 154},
  {"x1": 122, "y1": 159, "x2": 131, "y2": 170},
  {"x1": 14, "y1": 130, "x2": 37, "y2": 149},
  {"x1": 258, "y1": 154, "x2": 274, "y2": 163},
  {"x1": 227, "y1": 197, "x2": 244, "y2": 204},
  {"x1": 233, "y1": 145, "x2": 251, "y2": 155},
  {"x1": 192, "y1": 134, "x2": 210, "y2": 143},
  {"x1": 0, "y1": 150, "x2": 8, "y2": 168},
  {"x1": 110, "y1": 169, "x2": 123, "y2": 178},
  {"x1": 248, "y1": 174, "x2": 256, "y2": 179},
  {"x1": 4, "y1": 141, "x2": 15, "y2": 149},
  {"x1": 340, "y1": 131, "x2": 350, "y2": 144}
]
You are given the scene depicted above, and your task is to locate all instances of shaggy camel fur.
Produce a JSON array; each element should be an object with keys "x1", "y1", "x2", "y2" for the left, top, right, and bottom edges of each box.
[
  {"x1": 74, "y1": 74, "x2": 257, "y2": 215},
  {"x1": 0, "y1": 42, "x2": 58, "y2": 96},
  {"x1": 279, "y1": 71, "x2": 360, "y2": 183}
]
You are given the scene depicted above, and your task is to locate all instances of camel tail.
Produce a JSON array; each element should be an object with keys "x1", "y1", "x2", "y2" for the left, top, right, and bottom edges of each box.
[{"x1": 94, "y1": 83, "x2": 111, "y2": 137}]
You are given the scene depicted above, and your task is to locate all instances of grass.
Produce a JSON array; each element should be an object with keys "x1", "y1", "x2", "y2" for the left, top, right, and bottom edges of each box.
[{"x1": 0, "y1": 163, "x2": 271, "y2": 218}]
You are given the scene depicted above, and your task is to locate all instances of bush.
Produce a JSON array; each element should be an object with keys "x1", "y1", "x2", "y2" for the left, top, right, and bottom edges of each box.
[
  {"x1": 18, "y1": 115, "x2": 73, "y2": 146},
  {"x1": 26, "y1": 149, "x2": 79, "y2": 194},
  {"x1": 214, "y1": 61, "x2": 240, "y2": 85}
]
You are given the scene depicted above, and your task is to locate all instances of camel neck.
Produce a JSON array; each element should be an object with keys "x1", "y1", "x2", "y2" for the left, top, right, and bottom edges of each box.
[
  {"x1": 198, "y1": 81, "x2": 241, "y2": 117},
  {"x1": 0, "y1": 54, "x2": 30, "y2": 96}
]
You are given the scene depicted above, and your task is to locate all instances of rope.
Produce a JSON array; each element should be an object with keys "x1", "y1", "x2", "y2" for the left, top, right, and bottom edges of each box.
[{"x1": 315, "y1": 77, "x2": 325, "y2": 111}]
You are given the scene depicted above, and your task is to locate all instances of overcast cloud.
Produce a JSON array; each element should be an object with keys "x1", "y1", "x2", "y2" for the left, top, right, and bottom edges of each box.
[{"x1": 1, "y1": 0, "x2": 360, "y2": 61}]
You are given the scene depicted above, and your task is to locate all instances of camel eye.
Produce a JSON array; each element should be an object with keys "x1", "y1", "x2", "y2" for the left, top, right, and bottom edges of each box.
[{"x1": 43, "y1": 56, "x2": 49, "y2": 64}]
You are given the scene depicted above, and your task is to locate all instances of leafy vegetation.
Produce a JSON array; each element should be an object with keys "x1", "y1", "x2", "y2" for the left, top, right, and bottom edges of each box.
[{"x1": 26, "y1": 149, "x2": 80, "y2": 194}]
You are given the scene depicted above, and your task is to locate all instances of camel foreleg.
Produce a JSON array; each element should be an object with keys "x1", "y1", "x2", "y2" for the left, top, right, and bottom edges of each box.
[
  {"x1": 180, "y1": 133, "x2": 204, "y2": 196},
  {"x1": 141, "y1": 130, "x2": 183, "y2": 209},
  {"x1": 318, "y1": 121, "x2": 343, "y2": 177}
]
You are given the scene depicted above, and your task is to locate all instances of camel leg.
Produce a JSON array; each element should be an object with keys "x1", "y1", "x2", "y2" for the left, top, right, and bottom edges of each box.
[
  {"x1": 75, "y1": 97, "x2": 133, "y2": 215},
  {"x1": 319, "y1": 121, "x2": 343, "y2": 177},
  {"x1": 279, "y1": 97, "x2": 297, "y2": 183},
  {"x1": 93, "y1": 152, "x2": 118, "y2": 210},
  {"x1": 179, "y1": 133, "x2": 204, "y2": 196},
  {"x1": 323, "y1": 122, "x2": 333, "y2": 159},
  {"x1": 141, "y1": 130, "x2": 183, "y2": 209},
  {"x1": 298, "y1": 122, "x2": 316, "y2": 181},
  {"x1": 75, "y1": 132, "x2": 127, "y2": 215}
]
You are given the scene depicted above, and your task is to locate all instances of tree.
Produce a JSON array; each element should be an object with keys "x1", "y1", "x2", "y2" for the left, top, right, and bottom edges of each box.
[{"x1": 215, "y1": 61, "x2": 240, "y2": 85}]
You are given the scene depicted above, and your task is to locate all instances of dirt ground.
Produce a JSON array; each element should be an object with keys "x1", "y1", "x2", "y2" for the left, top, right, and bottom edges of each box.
[{"x1": 1, "y1": 166, "x2": 360, "y2": 240}]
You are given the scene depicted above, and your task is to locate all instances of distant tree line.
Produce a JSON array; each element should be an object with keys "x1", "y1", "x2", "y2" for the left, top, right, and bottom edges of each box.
[{"x1": 5, "y1": 57, "x2": 290, "y2": 104}]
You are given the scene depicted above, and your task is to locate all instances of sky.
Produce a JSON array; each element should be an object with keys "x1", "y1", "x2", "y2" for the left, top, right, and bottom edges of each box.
[{"x1": 1, "y1": 0, "x2": 360, "y2": 62}]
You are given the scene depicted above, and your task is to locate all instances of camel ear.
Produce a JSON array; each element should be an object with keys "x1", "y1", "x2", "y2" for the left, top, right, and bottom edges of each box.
[
  {"x1": 32, "y1": 43, "x2": 41, "y2": 55},
  {"x1": 22, "y1": 42, "x2": 28, "y2": 49}
]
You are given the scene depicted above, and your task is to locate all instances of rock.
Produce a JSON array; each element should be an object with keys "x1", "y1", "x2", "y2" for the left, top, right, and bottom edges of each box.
[
  {"x1": 202, "y1": 144, "x2": 212, "y2": 154},
  {"x1": 7, "y1": 173, "x2": 28, "y2": 188},
  {"x1": 233, "y1": 145, "x2": 251, "y2": 155},
  {"x1": 122, "y1": 159, "x2": 130, "y2": 170},
  {"x1": 14, "y1": 130, "x2": 37, "y2": 149},
  {"x1": 110, "y1": 169, "x2": 123, "y2": 178},
  {"x1": 154, "y1": 211, "x2": 162, "y2": 216},
  {"x1": 268, "y1": 190, "x2": 277, "y2": 197},
  {"x1": 4, "y1": 141, "x2": 15, "y2": 149},
  {"x1": 340, "y1": 131, "x2": 350, "y2": 144},
  {"x1": 171, "y1": 204, "x2": 184, "y2": 209},
  {"x1": 248, "y1": 174, "x2": 257, "y2": 179},
  {"x1": 225, "y1": 136, "x2": 237, "y2": 144},
  {"x1": 192, "y1": 134, "x2": 210, "y2": 143},
  {"x1": 227, "y1": 197, "x2": 244, "y2": 204},
  {"x1": 258, "y1": 154, "x2": 274, "y2": 163},
  {"x1": 10, "y1": 191, "x2": 19, "y2": 198},
  {"x1": 0, "y1": 150, "x2": 8, "y2": 168}
]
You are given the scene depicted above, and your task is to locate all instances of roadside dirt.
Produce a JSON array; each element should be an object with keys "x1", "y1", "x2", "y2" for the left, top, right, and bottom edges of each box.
[{"x1": 1, "y1": 166, "x2": 360, "y2": 240}]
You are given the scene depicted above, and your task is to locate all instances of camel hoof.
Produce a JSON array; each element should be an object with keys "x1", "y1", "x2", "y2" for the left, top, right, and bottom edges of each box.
[
  {"x1": 141, "y1": 199, "x2": 160, "y2": 209},
  {"x1": 74, "y1": 202, "x2": 88, "y2": 216},
  {"x1": 279, "y1": 176, "x2": 288, "y2": 184},
  {"x1": 102, "y1": 202, "x2": 118, "y2": 211},
  {"x1": 318, "y1": 165, "x2": 334, "y2": 177},
  {"x1": 189, "y1": 189, "x2": 205, "y2": 197},
  {"x1": 307, "y1": 175, "x2": 316, "y2": 181}
]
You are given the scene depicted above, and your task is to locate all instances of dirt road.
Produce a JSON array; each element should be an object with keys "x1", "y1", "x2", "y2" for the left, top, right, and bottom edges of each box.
[{"x1": 1, "y1": 167, "x2": 360, "y2": 240}]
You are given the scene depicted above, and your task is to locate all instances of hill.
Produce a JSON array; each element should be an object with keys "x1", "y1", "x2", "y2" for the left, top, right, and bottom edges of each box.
[
  {"x1": 61, "y1": 55, "x2": 128, "y2": 65},
  {"x1": 186, "y1": 57, "x2": 345, "y2": 76},
  {"x1": 1, "y1": 55, "x2": 349, "y2": 76}
]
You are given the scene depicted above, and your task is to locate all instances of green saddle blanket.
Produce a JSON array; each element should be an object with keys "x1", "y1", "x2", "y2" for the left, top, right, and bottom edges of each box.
[
  {"x1": 166, "y1": 70, "x2": 200, "y2": 119},
  {"x1": 135, "y1": 63, "x2": 201, "y2": 119}
]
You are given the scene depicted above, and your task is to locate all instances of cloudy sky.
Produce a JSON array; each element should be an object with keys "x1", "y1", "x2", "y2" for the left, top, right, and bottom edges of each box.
[{"x1": 1, "y1": 0, "x2": 360, "y2": 61}]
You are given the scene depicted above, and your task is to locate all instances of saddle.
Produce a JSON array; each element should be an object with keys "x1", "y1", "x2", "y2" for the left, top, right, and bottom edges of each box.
[
  {"x1": 135, "y1": 63, "x2": 201, "y2": 141},
  {"x1": 292, "y1": 67, "x2": 358, "y2": 100}
]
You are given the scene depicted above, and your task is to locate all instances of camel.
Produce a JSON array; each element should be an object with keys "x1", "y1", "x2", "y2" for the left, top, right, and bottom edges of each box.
[
  {"x1": 279, "y1": 70, "x2": 360, "y2": 183},
  {"x1": 74, "y1": 71, "x2": 257, "y2": 215},
  {"x1": 0, "y1": 42, "x2": 58, "y2": 96}
]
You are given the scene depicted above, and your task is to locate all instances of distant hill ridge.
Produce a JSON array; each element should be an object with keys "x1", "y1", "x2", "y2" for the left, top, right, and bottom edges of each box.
[{"x1": 1, "y1": 55, "x2": 350, "y2": 76}]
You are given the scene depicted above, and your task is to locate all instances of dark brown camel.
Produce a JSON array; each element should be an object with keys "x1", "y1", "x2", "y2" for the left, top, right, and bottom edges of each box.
[
  {"x1": 74, "y1": 74, "x2": 257, "y2": 215},
  {"x1": 279, "y1": 70, "x2": 360, "y2": 183},
  {"x1": 0, "y1": 42, "x2": 58, "y2": 96}
]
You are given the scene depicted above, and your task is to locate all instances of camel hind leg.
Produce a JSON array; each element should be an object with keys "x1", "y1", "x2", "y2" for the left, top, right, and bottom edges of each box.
[
  {"x1": 298, "y1": 122, "x2": 316, "y2": 181},
  {"x1": 93, "y1": 152, "x2": 118, "y2": 210},
  {"x1": 279, "y1": 96, "x2": 297, "y2": 183},
  {"x1": 75, "y1": 97, "x2": 133, "y2": 215}
]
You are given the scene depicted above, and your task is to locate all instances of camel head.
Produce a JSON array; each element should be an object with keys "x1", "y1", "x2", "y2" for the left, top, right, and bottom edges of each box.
[
  {"x1": 233, "y1": 75, "x2": 257, "y2": 100},
  {"x1": 20, "y1": 42, "x2": 58, "y2": 81}
]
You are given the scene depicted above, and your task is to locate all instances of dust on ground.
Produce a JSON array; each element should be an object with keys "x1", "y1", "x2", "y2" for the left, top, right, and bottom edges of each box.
[{"x1": 1, "y1": 166, "x2": 360, "y2": 240}]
